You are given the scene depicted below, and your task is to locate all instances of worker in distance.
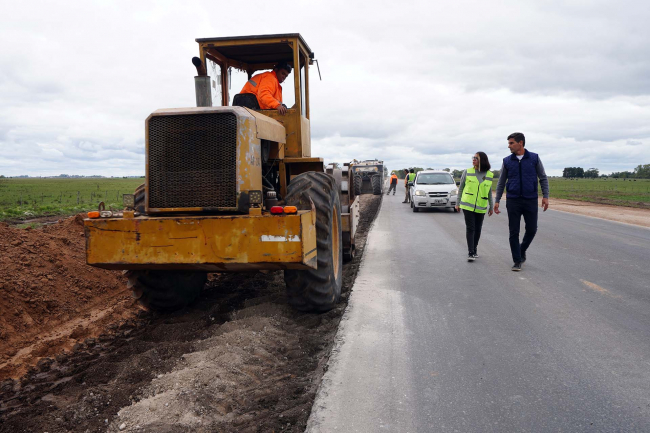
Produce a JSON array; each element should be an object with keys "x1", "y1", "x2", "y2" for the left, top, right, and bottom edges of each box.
[{"x1": 239, "y1": 61, "x2": 292, "y2": 115}]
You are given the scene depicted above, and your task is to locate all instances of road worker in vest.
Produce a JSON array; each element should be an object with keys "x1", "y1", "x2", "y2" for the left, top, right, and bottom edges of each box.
[
  {"x1": 456, "y1": 152, "x2": 494, "y2": 261},
  {"x1": 239, "y1": 61, "x2": 292, "y2": 115},
  {"x1": 387, "y1": 173, "x2": 398, "y2": 195},
  {"x1": 403, "y1": 169, "x2": 416, "y2": 203}
]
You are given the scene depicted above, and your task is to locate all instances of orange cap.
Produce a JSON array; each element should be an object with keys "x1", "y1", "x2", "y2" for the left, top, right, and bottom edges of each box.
[
  {"x1": 283, "y1": 206, "x2": 297, "y2": 214},
  {"x1": 87, "y1": 211, "x2": 100, "y2": 218}
]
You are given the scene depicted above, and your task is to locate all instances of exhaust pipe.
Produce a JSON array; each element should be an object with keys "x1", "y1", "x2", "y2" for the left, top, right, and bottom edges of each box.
[{"x1": 192, "y1": 57, "x2": 211, "y2": 107}]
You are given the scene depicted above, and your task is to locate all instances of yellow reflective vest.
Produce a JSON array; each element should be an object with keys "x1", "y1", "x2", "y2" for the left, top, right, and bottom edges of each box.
[{"x1": 459, "y1": 168, "x2": 493, "y2": 214}]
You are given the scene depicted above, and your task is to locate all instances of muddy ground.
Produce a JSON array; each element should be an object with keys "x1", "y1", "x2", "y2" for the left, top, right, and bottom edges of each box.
[{"x1": 0, "y1": 194, "x2": 381, "y2": 433}]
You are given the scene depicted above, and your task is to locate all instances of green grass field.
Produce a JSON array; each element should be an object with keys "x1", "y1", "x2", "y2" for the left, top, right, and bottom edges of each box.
[
  {"x1": 0, "y1": 178, "x2": 144, "y2": 222},
  {"x1": 1, "y1": 176, "x2": 648, "y2": 223},
  {"x1": 547, "y1": 178, "x2": 650, "y2": 208}
]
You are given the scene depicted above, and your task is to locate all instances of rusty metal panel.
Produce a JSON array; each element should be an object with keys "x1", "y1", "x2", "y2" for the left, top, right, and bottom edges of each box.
[
  {"x1": 300, "y1": 115, "x2": 311, "y2": 157},
  {"x1": 284, "y1": 157, "x2": 325, "y2": 178},
  {"x1": 144, "y1": 107, "x2": 264, "y2": 213},
  {"x1": 85, "y1": 211, "x2": 317, "y2": 271},
  {"x1": 342, "y1": 214, "x2": 350, "y2": 232},
  {"x1": 263, "y1": 109, "x2": 303, "y2": 157},
  {"x1": 242, "y1": 108, "x2": 286, "y2": 143}
]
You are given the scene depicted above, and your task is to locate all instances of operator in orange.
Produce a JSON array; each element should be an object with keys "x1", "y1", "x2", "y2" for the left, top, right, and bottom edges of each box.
[{"x1": 239, "y1": 61, "x2": 292, "y2": 115}]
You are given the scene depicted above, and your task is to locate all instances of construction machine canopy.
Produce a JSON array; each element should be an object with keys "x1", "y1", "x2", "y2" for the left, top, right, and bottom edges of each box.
[
  {"x1": 196, "y1": 34, "x2": 313, "y2": 71},
  {"x1": 196, "y1": 33, "x2": 313, "y2": 116}
]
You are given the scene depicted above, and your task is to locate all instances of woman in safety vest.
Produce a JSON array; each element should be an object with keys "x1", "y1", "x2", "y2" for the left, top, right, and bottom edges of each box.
[{"x1": 456, "y1": 152, "x2": 494, "y2": 261}]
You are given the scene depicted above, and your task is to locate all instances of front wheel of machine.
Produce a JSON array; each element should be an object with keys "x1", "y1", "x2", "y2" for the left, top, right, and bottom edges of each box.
[
  {"x1": 371, "y1": 175, "x2": 382, "y2": 195},
  {"x1": 125, "y1": 270, "x2": 207, "y2": 312},
  {"x1": 284, "y1": 172, "x2": 343, "y2": 313},
  {"x1": 413, "y1": 204, "x2": 419, "y2": 212}
]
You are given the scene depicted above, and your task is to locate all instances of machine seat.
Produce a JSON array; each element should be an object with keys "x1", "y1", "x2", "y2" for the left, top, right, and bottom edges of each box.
[{"x1": 232, "y1": 93, "x2": 260, "y2": 109}]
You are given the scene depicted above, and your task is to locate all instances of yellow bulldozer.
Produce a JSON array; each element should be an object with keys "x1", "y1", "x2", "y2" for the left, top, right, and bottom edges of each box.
[{"x1": 84, "y1": 34, "x2": 358, "y2": 313}]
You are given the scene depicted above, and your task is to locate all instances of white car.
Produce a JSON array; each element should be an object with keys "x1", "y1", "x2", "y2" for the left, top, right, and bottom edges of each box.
[{"x1": 409, "y1": 170, "x2": 459, "y2": 213}]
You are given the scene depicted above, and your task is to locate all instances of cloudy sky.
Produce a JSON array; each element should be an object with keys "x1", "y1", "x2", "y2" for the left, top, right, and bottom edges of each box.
[{"x1": 1, "y1": 0, "x2": 649, "y2": 177}]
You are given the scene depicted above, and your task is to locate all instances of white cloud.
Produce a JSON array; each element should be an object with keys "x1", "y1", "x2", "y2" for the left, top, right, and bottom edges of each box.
[{"x1": 1, "y1": 0, "x2": 649, "y2": 177}]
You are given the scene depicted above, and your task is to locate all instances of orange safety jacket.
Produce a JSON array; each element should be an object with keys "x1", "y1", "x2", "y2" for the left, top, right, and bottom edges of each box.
[
  {"x1": 390, "y1": 174, "x2": 398, "y2": 184},
  {"x1": 239, "y1": 71, "x2": 283, "y2": 109}
]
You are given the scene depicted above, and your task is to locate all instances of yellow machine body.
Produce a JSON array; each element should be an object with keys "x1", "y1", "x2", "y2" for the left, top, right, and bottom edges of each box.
[
  {"x1": 145, "y1": 106, "x2": 285, "y2": 214},
  {"x1": 85, "y1": 210, "x2": 317, "y2": 271},
  {"x1": 85, "y1": 34, "x2": 333, "y2": 273}
]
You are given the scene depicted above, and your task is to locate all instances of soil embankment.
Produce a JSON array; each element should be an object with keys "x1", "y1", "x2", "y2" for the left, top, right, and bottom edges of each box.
[
  {"x1": 0, "y1": 194, "x2": 382, "y2": 432},
  {"x1": 0, "y1": 215, "x2": 138, "y2": 380},
  {"x1": 546, "y1": 198, "x2": 650, "y2": 228}
]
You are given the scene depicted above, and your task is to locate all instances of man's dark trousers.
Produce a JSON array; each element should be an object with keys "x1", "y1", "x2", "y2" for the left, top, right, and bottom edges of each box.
[{"x1": 506, "y1": 198, "x2": 538, "y2": 263}]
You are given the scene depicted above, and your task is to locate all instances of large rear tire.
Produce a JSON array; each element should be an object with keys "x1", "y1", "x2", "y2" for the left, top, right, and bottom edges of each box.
[
  {"x1": 353, "y1": 174, "x2": 362, "y2": 196},
  {"x1": 125, "y1": 270, "x2": 207, "y2": 312},
  {"x1": 284, "y1": 172, "x2": 343, "y2": 312},
  {"x1": 371, "y1": 175, "x2": 382, "y2": 195}
]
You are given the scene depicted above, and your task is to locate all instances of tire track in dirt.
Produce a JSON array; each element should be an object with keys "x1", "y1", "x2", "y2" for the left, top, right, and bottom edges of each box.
[{"x1": 0, "y1": 194, "x2": 381, "y2": 433}]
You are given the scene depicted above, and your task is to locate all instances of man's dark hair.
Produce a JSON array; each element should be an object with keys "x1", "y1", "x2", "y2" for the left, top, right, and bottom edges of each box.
[
  {"x1": 275, "y1": 61, "x2": 292, "y2": 73},
  {"x1": 409, "y1": 169, "x2": 414, "y2": 173},
  {"x1": 476, "y1": 151, "x2": 491, "y2": 172},
  {"x1": 508, "y1": 132, "x2": 525, "y2": 147}
]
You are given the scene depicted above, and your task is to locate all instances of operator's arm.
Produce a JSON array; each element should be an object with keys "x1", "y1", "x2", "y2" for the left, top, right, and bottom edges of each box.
[
  {"x1": 495, "y1": 162, "x2": 507, "y2": 203},
  {"x1": 257, "y1": 75, "x2": 281, "y2": 109}
]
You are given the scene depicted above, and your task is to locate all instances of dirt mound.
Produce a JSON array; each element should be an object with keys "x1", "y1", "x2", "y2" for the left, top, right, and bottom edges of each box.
[
  {"x1": 0, "y1": 215, "x2": 138, "y2": 379},
  {"x1": 0, "y1": 195, "x2": 382, "y2": 432}
]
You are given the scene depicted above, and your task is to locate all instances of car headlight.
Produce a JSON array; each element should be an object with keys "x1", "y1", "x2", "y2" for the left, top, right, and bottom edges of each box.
[
  {"x1": 415, "y1": 190, "x2": 426, "y2": 196},
  {"x1": 450, "y1": 189, "x2": 458, "y2": 196}
]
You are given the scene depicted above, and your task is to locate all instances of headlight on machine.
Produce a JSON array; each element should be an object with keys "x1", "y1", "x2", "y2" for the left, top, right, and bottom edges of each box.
[
  {"x1": 415, "y1": 190, "x2": 427, "y2": 196},
  {"x1": 450, "y1": 189, "x2": 458, "y2": 196},
  {"x1": 249, "y1": 190, "x2": 263, "y2": 205}
]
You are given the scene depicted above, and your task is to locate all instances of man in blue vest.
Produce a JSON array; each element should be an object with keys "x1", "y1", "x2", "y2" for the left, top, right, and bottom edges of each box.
[{"x1": 494, "y1": 132, "x2": 549, "y2": 271}]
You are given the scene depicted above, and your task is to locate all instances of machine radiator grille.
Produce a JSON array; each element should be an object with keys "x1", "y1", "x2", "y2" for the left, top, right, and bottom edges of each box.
[{"x1": 148, "y1": 113, "x2": 238, "y2": 209}]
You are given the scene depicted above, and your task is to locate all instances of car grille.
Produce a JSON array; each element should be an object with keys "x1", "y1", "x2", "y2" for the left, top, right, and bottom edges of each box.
[
  {"x1": 428, "y1": 192, "x2": 448, "y2": 197},
  {"x1": 147, "y1": 112, "x2": 238, "y2": 209}
]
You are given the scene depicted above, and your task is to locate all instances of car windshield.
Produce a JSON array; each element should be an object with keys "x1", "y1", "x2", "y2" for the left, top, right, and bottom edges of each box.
[{"x1": 416, "y1": 173, "x2": 454, "y2": 185}]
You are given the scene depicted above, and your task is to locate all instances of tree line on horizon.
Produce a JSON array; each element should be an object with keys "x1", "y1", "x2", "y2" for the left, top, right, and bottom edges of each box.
[{"x1": 563, "y1": 164, "x2": 650, "y2": 179}]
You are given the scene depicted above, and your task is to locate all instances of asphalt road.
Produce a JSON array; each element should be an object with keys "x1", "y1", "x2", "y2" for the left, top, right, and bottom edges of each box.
[{"x1": 307, "y1": 184, "x2": 650, "y2": 432}]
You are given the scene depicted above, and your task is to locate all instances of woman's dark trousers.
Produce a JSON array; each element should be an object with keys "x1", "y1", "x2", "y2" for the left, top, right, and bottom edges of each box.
[{"x1": 463, "y1": 209, "x2": 485, "y2": 255}]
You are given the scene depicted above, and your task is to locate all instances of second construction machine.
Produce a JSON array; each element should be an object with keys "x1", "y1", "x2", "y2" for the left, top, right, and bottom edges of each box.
[
  {"x1": 350, "y1": 159, "x2": 386, "y2": 196},
  {"x1": 84, "y1": 34, "x2": 358, "y2": 313}
]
